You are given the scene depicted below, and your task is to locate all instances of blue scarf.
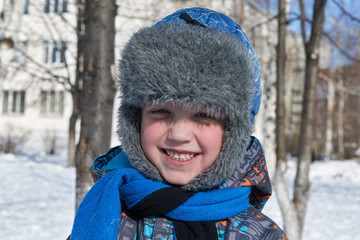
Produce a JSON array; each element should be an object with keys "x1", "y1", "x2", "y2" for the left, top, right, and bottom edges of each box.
[{"x1": 70, "y1": 168, "x2": 251, "y2": 240}]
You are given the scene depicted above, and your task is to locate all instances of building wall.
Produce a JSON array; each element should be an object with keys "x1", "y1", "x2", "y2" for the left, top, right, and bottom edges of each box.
[{"x1": 0, "y1": 0, "x2": 76, "y2": 153}]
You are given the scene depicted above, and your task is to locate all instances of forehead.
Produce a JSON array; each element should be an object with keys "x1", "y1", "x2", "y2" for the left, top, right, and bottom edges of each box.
[{"x1": 143, "y1": 103, "x2": 212, "y2": 113}]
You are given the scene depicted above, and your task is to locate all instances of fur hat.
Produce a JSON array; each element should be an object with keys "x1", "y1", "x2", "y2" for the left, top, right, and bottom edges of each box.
[{"x1": 117, "y1": 8, "x2": 261, "y2": 191}]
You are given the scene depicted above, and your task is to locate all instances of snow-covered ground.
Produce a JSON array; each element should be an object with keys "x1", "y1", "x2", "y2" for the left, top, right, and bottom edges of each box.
[
  {"x1": 0, "y1": 153, "x2": 75, "y2": 240},
  {"x1": 262, "y1": 159, "x2": 360, "y2": 240},
  {"x1": 1, "y1": 153, "x2": 359, "y2": 240}
]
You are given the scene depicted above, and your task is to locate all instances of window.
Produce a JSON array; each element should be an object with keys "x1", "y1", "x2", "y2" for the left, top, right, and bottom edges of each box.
[
  {"x1": 40, "y1": 90, "x2": 64, "y2": 115},
  {"x1": 62, "y1": 0, "x2": 68, "y2": 13},
  {"x1": 44, "y1": 0, "x2": 68, "y2": 14},
  {"x1": 24, "y1": 0, "x2": 30, "y2": 14},
  {"x1": 2, "y1": 90, "x2": 26, "y2": 114},
  {"x1": 43, "y1": 41, "x2": 67, "y2": 64},
  {"x1": 54, "y1": 0, "x2": 59, "y2": 13},
  {"x1": 14, "y1": 41, "x2": 28, "y2": 64},
  {"x1": 44, "y1": 0, "x2": 50, "y2": 13}
]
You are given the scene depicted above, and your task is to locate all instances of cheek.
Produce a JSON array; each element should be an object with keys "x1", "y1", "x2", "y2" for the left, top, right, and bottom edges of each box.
[
  {"x1": 140, "y1": 119, "x2": 153, "y2": 154},
  {"x1": 203, "y1": 126, "x2": 224, "y2": 150},
  {"x1": 197, "y1": 125, "x2": 224, "y2": 166},
  {"x1": 140, "y1": 119, "x2": 164, "y2": 155}
]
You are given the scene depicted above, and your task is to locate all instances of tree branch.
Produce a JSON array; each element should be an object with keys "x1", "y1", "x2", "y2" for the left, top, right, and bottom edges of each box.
[
  {"x1": 249, "y1": 14, "x2": 279, "y2": 30},
  {"x1": 323, "y1": 31, "x2": 360, "y2": 63},
  {"x1": 16, "y1": 47, "x2": 73, "y2": 89},
  {"x1": 331, "y1": 0, "x2": 360, "y2": 23},
  {"x1": 298, "y1": 0, "x2": 307, "y2": 47}
]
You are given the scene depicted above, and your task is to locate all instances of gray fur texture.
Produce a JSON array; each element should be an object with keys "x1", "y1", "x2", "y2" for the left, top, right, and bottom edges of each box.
[{"x1": 117, "y1": 23, "x2": 255, "y2": 191}]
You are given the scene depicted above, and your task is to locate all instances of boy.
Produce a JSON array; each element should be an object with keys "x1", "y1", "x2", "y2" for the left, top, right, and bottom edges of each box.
[{"x1": 69, "y1": 7, "x2": 287, "y2": 240}]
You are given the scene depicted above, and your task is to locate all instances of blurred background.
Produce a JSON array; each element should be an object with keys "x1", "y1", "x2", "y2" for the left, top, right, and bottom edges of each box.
[{"x1": 0, "y1": 0, "x2": 359, "y2": 240}]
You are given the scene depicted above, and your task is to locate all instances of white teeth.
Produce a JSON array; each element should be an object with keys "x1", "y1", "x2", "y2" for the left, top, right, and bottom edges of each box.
[{"x1": 166, "y1": 150, "x2": 195, "y2": 161}]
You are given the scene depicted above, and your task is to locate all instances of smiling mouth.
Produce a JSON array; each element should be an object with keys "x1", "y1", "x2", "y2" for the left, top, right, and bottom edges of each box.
[{"x1": 164, "y1": 149, "x2": 198, "y2": 161}]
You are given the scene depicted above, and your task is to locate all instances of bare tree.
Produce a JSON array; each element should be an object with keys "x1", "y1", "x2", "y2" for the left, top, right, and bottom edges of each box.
[
  {"x1": 275, "y1": 0, "x2": 301, "y2": 239},
  {"x1": 336, "y1": 77, "x2": 345, "y2": 159},
  {"x1": 295, "y1": 0, "x2": 327, "y2": 234},
  {"x1": 314, "y1": 0, "x2": 360, "y2": 160},
  {"x1": 274, "y1": 0, "x2": 327, "y2": 238},
  {"x1": 0, "y1": 0, "x2": 91, "y2": 160},
  {"x1": 324, "y1": 71, "x2": 334, "y2": 161},
  {"x1": 68, "y1": 0, "x2": 85, "y2": 167},
  {"x1": 75, "y1": 0, "x2": 117, "y2": 209},
  {"x1": 1, "y1": 1, "x2": 80, "y2": 159}
]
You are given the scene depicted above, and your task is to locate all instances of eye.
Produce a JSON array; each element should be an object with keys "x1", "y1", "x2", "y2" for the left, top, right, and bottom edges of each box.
[
  {"x1": 150, "y1": 108, "x2": 170, "y2": 114},
  {"x1": 195, "y1": 112, "x2": 215, "y2": 120},
  {"x1": 144, "y1": 107, "x2": 172, "y2": 120},
  {"x1": 194, "y1": 111, "x2": 224, "y2": 126}
]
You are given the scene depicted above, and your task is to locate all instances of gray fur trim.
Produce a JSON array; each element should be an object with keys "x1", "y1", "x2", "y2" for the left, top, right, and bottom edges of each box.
[{"x1": 117, "y1": 23, "x2": 255, "y2": 191}]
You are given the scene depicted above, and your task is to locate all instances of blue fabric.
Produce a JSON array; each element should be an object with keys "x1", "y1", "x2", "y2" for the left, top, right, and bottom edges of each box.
[
  {"x1": 155, "y1": 7, "x2": 262, "y2": 124},
  {"x1": 70, "y1": 168, "x2": 251, "y2": 240},
  {"x1": 102, "y1": 151, "x2": 132, "y2": 170}
]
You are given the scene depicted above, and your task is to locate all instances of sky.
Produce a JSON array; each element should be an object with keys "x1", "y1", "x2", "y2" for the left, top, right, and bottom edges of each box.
[
  {"x1": 289, "y1": 0, "x2": 360, "y2": 66},
  {"x1": 251, "y1": 0, "x2": 360, "y2": 66}
]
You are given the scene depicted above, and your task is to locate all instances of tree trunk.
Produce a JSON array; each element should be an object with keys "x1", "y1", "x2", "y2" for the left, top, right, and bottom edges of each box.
[
  {"x1": 337, "y1": 78, "x2": 344, "y2": 160},
  {"x1": 324, "y1": 76, "x2": 334, "y2": 161},
  {"x1": 231, "y1": 0, "x2": 247, "y2": 26},
  {"x1": 276, "y1": 0, "x2": 287, "y2": 175},
  {"x1": 295, "y1": 0, "x2": 327, "y2": 233},
  {"x1": 358, "y1": 96, "x2": 360, "y2": 151},
  {"x1": 255, "y1": 51, "x2": 277, "y2": 181},
  {"x1": 275, "y1": 0, "x2": 301, "y2": 239},
  {"x1": 68, "y1": 0, "x2": 85, "y2": 168},
  {"x1": 75, "y1": 0, "x2": 117, "y2": 209},
  {"x1": 68, "y1": 106, "x2": 78, "y2": 167}
]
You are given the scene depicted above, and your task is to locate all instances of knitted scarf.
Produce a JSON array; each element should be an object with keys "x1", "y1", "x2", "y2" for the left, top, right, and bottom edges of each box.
[{"x1": 69, "y1": 168, "x2": 251, "y2": 240}]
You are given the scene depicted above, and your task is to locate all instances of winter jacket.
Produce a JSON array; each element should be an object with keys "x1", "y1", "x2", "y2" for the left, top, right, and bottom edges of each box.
[{"x1": 84, "y1": 137, "x2": 288, "y2": 240}]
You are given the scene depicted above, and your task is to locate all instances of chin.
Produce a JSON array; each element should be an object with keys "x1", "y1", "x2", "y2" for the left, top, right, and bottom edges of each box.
[{"x1": 164, "y1": 176, "x2": 193, "y2": 187}]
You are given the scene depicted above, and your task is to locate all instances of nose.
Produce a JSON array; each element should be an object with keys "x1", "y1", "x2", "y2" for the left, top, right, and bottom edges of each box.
[{"x1": 167, "y1": 120, "x2": 193, "y2": 143}]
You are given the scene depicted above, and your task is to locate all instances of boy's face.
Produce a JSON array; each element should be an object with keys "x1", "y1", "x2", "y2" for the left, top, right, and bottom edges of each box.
[{"x1": 141, "y1": 104, "x2": 224, "y2": 186}]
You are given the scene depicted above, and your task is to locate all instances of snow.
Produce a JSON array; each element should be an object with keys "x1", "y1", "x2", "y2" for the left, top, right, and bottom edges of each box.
[
  {"x1": 1, "y1": 153, "x2": 360, "y2": 240},
  {"x1": 0, "y1": 153, "x2": 75, "y2": 240},
  {"x1": 263, "y1": 159, "x2": 360, "y2": 240}
]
